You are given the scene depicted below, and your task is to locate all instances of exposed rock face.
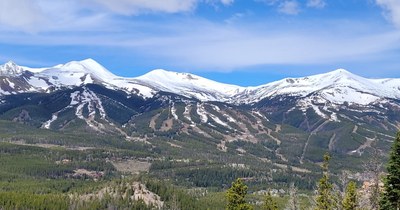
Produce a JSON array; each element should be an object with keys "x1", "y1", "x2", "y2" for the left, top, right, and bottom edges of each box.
[{"x1": 13, "y1": 110, "x2": 31, "y2": 123}]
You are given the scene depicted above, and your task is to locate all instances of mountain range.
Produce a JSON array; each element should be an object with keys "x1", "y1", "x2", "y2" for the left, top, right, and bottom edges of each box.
[
  {"x1": 2, "y1": 59, "x2": 400, "y2": 105},
  {"x1": 1, "y1": 59, "x2": 399, "y2": 169}
]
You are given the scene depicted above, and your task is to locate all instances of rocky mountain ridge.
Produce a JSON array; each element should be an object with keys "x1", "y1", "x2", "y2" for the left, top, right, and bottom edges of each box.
[
  {"x1": 1, "y1": 59, "x2": 399, "y2": 106},
  {"x1": 0, "y1": 59, "x2": 399, "y2": 167}
]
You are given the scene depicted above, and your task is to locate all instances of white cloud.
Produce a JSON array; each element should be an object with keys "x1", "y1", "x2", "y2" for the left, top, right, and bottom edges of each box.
[
  {"x1": 0, "y1": 0, "x2": 114, "y2": 33},
  {"x1": 376, "y1": 0, "x2": 400, "y2": 28},
  {"x1": 0, "y1": 0, "x2": 236, "y2": 32},
  {"x1": 306, "y1": 0, "x2": 326, "y2": 9},
  {"x1": 0, "y1": 0, "x2": 399, "y2": 72},
  {"x1": 2, "y1": 19, "x2": 399, "y2": 71},
  {"x1": 224, "y1": 12, "x2": 247, "y2": 24},
  {"x1": 220, "y1": 0, "x2": 234, "y2": 5},
  {"x1": 255, "y1": 0, "x2": 279, "y2": 6},
  {"x1": 151, "y1": 26, "x2": 400, "y2": 70},
  {"x1": 278, "y1": 1, "x2": 300, "y2": 15},
  {"x1": 0, "y1": 0, "x2": 46, "y2": 32},
  {"x1": 87, "y1": 0, "x2": 198, "y2": 15}
]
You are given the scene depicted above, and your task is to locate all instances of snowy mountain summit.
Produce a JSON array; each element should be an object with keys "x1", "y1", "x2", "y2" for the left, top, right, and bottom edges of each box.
[
  {"x1": 134, "y1": 69, "x2": 244, "y2": 101},
  {"x1": 0, "y1": 59, "x2": 399, "y2": 106},
  {"x1": 46, "y1": 59, "x2": 117, "y2": 80},
  {"x1": 236, "y1": 68, "x2": 400, "y2": 105},
  {"x1": 0, "y1": 61, "x2": 24, "y2": 76}
]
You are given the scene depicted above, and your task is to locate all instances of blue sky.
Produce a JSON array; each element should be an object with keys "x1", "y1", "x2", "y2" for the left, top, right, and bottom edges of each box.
[{"x1": 1, "y1": 0, "x2": 400, "y2": 86}]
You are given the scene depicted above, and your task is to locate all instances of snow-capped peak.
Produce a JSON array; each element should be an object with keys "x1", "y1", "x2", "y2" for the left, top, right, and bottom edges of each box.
[
  {"x1": 134, "y1": 68, "x2": 244, "y2": 101},
  {"x1": 137, "y1": 69, "x2": 242, "y2": 90},
  {"x1": 0, "y1": 61, "x2": 24, "y2": 76},
  {"x1": 327, "y1": 68, "x2": 351, "y2": 75},
  {"x1": 29, "y1": 58, "x2": 119, "y2": 87},
  {"x1": 236, "y1": 68, "x2": 400, "y2": 105},
  {"x1": 47, "y1": 59, "x2": 116, "y2": 80},
  {"x1": 1, "y1": 59, "x2": 399, "y2": 106},
  {"x1": 137, "y1": 69, "x2": 209, "y2": 83},
  {"x1": 314, "y1": 68, "x2": 367, "y2": 84}
]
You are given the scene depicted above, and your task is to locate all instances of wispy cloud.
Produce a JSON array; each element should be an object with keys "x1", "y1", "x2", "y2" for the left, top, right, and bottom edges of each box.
[
  {"x1": 255, "y1": 0, "x2": 279, "y2": 6},
  {"x1": 306, "y1": 0, "x2": 326, "y2": 9},
  {"x1": 278, "y1": 1, "x2": 300, "y2": 15},
  {"x1": 0, "y1": 0, "x2": 115, "y2": 33},
  {"x1": 147, "y1": 24, "x2": 400, "y2": 70},
  {"x1": 257, "y1": 0, "x2": 325, "y2": 15},
  {"x1": 220, "y1": 0, "x2": 234, "y2": 6},
  {"x1": 2, "y1": 18, "x2": 398, "y2": 71},
  {"x1": 0, "y1": 0, "x2": 400, "y2": 73},
  {"x1": 86, "y1": 0, "x2": 197, "y2": 15},
  {"x1": 376, "y1": 0, "x2": 400, "y2": 27},
  {"x1": 0, "y1": 0, "x2": 46, "y2": 33},
  {"x1": 224, "y1": 12, "x2": 246, "y2": 24},
  {"x1": 0, "y1": 0, "x2": 232, "y2": 33}
]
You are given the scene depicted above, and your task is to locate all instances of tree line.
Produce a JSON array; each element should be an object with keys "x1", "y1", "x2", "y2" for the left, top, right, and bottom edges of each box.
[{"x1": 226, "y1": 131, "x2": 400, "y2": 210}]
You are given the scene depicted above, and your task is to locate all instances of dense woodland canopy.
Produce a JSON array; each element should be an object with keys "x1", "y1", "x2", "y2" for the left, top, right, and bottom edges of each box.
[
  {"x1": 0, "y1": 132, "x2": 399, "y2": 209},
  {"x1": 0, "y1": 97, "x2": 398, "y2": 209}
]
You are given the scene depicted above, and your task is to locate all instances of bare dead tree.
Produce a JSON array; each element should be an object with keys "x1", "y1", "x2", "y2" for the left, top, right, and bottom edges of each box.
[
  {"x1": 361, "y1": 147, "x2": 383, "y2": 210},
  {"x1": 339, "y1": 170, "x2": 350, "y2": 199},
  {"x1": 329, "y1": 170, "x2": 350, "y2": 210},
  {"x1": 286, "y1": 182, "x2": 300, "y2": 210}
]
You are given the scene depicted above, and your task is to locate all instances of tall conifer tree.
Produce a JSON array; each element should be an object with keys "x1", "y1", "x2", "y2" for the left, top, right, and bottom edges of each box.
[
  {"x1": 342, "y1": 181, "x2": 358, "y2": 210},
  {"x1": 315, "y1": 153, "x2": 336, "y2": 210},
  {"x1": 226, "y1": 178, "x2": 253, "y2": 210},
  {"x1": 264, "y1": 191, "x2": 278, "y2": 210},
  {"x1": 381, "y1": 132, "x2": 400, "y2": 209}
]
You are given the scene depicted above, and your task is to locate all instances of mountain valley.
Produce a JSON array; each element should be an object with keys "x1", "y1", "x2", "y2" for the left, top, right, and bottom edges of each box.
[{"x1": 0, "y1": 59, "x2": 399, "y2": 208}]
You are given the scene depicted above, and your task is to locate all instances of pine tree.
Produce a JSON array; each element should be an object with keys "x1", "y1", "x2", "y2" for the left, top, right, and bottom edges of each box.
[
  {"x1": 342, "y1": 181, "x2": 358, "y2": 210},
  {"x1": 226, "y1": 178, "x2": 253, "y2": 210},
  {"x1": 315, "y1": 153, "x2": 336, "y2": 210},
  {"x1": 381, "y1": 132, "x2": 400, "y2": 209},
  {"x1": 264, "y1": 191, "x2": 278, "y2": 210}
]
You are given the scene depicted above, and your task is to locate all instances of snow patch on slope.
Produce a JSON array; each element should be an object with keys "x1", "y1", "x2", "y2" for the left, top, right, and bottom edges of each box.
[
  {"x1": 196, "y1": 104, "x2": 208, "y2": 123},
  {"x1": 67, "y1": 88, "x2": 109, "y2": 132},
  {"x1": 42, "y1": 114, "x2": 58, "y2": 129},
  {"x1": 170, "y1": 104, "x2": 179, "y2": 120},
  {"x1": 27, "y1": 77, "x2": 50, "y2": 91}
]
